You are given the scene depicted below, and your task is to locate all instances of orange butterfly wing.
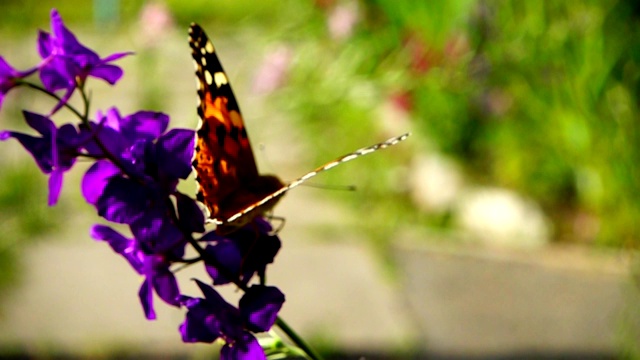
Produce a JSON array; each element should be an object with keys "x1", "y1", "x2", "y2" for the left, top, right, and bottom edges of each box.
[{"x1": 189, "y1": 24, "x2": 263, "y2": 220}]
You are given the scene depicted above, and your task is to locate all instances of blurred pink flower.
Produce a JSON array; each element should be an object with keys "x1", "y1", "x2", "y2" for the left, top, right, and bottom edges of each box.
[
  {"x1": 444, "y1": 33, "x2": 470, "y2": 62},
  {"x1": 390, "y1": 91, "x2": 413, "y2": 114},
  {"x1": 328, "y1": 2, "x2": 359, "y2": 40},
  {"x1": 403, "y1": 34, "x2": 438, "y2": 74},
  {"x1": 138, "y1": 2, "x2": 174, "y2": 48},
  {"x1": 252, "y1": 45, "x2": 293, "y2": 94}
]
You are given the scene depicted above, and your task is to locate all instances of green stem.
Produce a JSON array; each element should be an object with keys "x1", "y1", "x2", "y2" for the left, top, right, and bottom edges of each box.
[
  {"x1": 20, "y1": 82, "x2": 84, "y2": 120},
  {"x1": 276, "y1": 316, "x2": 323, "y2": 360},
  {"x1": 78, "y1": 80, "x2": 92, "y2": 125}
]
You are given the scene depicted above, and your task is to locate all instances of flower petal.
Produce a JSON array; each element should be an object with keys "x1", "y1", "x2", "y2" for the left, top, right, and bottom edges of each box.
[
  {"x1": 50, "y1": 9, "x2": 99, "y2": 61},
  {"x1": 90, "y1": 224, "x2": 144, "y2": 273},
  {"x1": 1, "y1": 131, "x2": 51, "y2": 173},
  {"x1": 204, "y1": 241, "x2": 242, "y2": 285},
  {"x1": 23, "y1": 110, "x2": 55, "y2": 137},
  {"x1": 81, "y1": 160, "x2": 120, "y2": 204},
  {"x1": 90, "y1": 224, "x2": 130, "y2": 255},
  {"x1": 240, "y1": 285, "x2": 285, "y2": 333},
  {"x1": 89, "y1": 63, "x2": 124, "y2": 84},
  {"x1": 95, "y1": 176, "x2": 149, "y2": 224},
  {"x1": 139, "y1": 278, "x2": 156, "y2": 320},
  {"x1": 101, "y1": 51, "x2": 134, "y2": 63},
  {"x1": 47, "y1": 168, "x2": 64, "y2": 205},
  {"x1": 120, "y1": 111, "x2": 169, "y2": 143},
  {"x1": 39, "y1": 57, "x2": 76, "y2": 92},
  {"x1": 179, "y1": 296, "x2": 221, "y2": 343},
  {"x1": 152, "y1": 267, "x2": 180, "y2": 307},
  {"x1": 156, "y1": 129, "x2": 195, "y2": 180},
  {"x1": 37, "y1": 30, "x2": 53, "y2": 58},
  {"x1": 220, "y1": 333, "x2": 265, "y2": 360},
  {"x1": 130, "y1": 208, "x2": 185, "y2": 254}
]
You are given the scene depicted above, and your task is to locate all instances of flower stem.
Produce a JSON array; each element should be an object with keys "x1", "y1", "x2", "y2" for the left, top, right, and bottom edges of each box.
[
  {"x1": 276, "y1": 316, "x2": 324, "y2": 360},
  {"x1": 78, "y1": 80, "x2": 91, "y2": 123},
  {"x1": 20, "y1": 82, "x2": 84, "y2": 120}
]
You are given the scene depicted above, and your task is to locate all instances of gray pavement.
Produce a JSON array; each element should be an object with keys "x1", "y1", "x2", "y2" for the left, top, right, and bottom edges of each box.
[{"x1": 0, "y1": 192, "x2": 634, "y2": 358}]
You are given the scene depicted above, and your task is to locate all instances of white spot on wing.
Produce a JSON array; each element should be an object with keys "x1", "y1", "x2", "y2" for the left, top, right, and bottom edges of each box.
[
  {"x1": 214, "y1": 72, "x2": 228, "y2": 88},
  {"x1": 205, "y1": 41, "x2": 215, "y2": 53},
  {"x1": 204, "y1": 70, "x2": 213, "y2": 85}
]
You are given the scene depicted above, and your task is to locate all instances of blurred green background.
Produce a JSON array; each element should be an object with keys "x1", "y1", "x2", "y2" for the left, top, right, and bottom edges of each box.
[
  {"x1": 3, "y1": 0, "x2": 639, "y2": 247},
  {"x1": 1, "y1": 0, "x2": 640, "y2": 357}
]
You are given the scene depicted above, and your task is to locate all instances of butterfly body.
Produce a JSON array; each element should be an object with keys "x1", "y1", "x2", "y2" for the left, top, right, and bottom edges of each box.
[{"x1": 189, "y1": 24, "x2": 409, "y2": 232}]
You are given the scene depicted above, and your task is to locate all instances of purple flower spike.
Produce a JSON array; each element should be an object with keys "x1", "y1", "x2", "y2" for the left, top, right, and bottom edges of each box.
[
  {"x1": 82, "y1": 108, "x2": 171, "y2": 164},
  {"x1": 37, "y1": 9, "x2": 132, "y2": 113},
  {"x1": 80, "y1": 108, "x2": 196, "y2": 230},
  {"x1": 0, "y1": 111, "x2": 83, "y2": 205},
  {"x1": 0, "y1": 56, "x2": 36, "y2": 110}
]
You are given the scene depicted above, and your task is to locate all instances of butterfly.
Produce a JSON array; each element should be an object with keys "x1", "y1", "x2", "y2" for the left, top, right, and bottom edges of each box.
[{"x1": 189, "y1": 23, "x2": 409, "y2": 233}]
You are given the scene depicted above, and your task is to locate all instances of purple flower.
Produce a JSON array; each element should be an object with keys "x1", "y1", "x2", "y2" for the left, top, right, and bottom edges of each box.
[
  {"x1": 81, "y1": 108, "x2": 200, "y2": 318},
  {"x1": 91, "y1": 224, "x2": 182, "y2": 320},
  {"x1": 37, "y1": 9, "x2": 132, "y2": 112},
  {"x1": 82, "y1": 108, "x2": 192, "y2": 177},
  {"x1": 83, "y1": 108, "x2": 170, "y2": 159},
  {"x1": 0, "y1": 111, "x2": 84, "y2": 205},
  {"x1": 83, "y1": 168, "x2": 190, "y2": 253},
  {"x1": 202, "y1": 218, "x2": 281, "y2": 285},
  {"x1": 179, "y1": 280, "x2": 285, "y2": 359},
  {"x1": 81, "y1": 108, "x2": 195, "y2": 228},
  {"x1": 0, "y1": 56, "x2": 36, "y2": 110},
  {"x1": 130, "y1": 206, "x2": 187, "y2": 254}
]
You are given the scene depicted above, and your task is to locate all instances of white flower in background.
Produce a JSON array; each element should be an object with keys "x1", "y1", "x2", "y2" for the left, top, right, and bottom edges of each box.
[
  {"x1": 455, "y1": 187, "x2": 551, "y2": 248},
  {"x1": 409, "y1": 154, "x2": 463, "y2": 214}
]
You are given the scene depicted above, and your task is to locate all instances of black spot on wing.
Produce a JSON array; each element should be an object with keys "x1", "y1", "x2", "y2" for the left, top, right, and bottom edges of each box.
[
  {"x1": 215, "y1": 125, "x2": 227, "y2": 148},
  {"x1": 229, "y1": 126, "x2": 239, "y2": 142}
]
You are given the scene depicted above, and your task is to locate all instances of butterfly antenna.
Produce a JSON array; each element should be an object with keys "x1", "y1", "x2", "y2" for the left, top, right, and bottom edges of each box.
[{"x1": 299, "y1": 182, "x2": 357, "y2": 191}]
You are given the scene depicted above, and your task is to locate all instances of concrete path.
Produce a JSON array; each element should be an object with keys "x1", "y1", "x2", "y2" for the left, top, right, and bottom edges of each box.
[{"x1": 0, "y1": 194, "x2": 634, "y2": 358}]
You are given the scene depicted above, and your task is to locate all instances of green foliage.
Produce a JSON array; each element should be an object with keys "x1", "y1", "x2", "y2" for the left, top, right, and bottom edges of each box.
[
  {"x1": 166, "y1": 0, "x2": 283, "y2": 26},
  {"x1": 272, "y1": 0, "x2": 640, "y2": 247},
  {"x1": 0, "y1": 0, "x2": 146, "y2": 31}
]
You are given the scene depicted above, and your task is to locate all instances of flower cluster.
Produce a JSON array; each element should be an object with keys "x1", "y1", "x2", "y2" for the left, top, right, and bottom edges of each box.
[{"x1": 0, "y1": 9, "x2": 286, "y2": 360}]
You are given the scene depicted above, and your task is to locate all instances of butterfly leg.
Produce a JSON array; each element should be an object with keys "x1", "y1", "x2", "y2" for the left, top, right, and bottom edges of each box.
[{"x1": 266, "y1": 214, "x2": 286, "y2": 235}]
